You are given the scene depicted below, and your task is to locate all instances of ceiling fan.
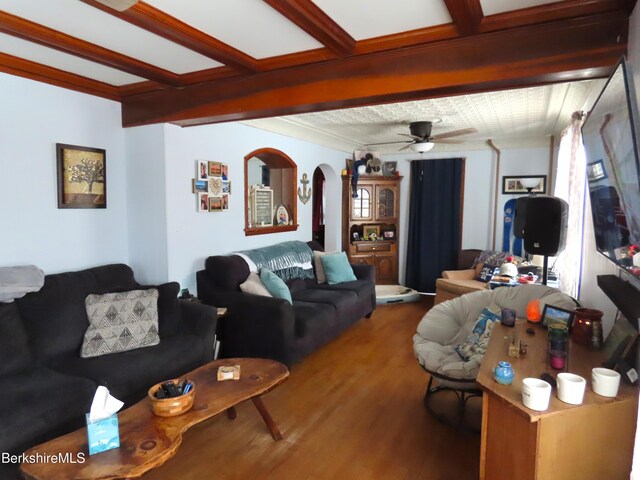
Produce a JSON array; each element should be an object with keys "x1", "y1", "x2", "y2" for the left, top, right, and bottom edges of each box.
[{"x1": 366, "y1": 121, "x2": 477, "y2": 152}]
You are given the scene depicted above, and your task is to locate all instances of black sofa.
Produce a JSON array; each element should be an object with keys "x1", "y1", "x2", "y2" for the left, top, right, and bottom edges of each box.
[
  {"x1": 196, "y1": 242, "x2": 376, "y2": 366},
  {"x1": 0, "y1": 264, "x2": 216, "y2": 475}
]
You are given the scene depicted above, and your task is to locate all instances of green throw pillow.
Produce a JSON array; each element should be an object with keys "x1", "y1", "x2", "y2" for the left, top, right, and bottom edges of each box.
[
  {"x1": 259, "y1": 269, "x2": 292, "y2": 305},
  {"x1": 320, "y1": 252, "x2": 357, "y2": 285}
]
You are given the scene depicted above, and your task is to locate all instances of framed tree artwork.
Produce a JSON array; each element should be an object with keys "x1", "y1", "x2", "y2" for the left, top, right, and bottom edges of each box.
[{"x1": 56, "y1": 143, "x2": 106, "y2": 209}]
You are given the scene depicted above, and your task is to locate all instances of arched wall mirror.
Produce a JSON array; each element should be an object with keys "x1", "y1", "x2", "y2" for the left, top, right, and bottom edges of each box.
[{"x1": 244, "y1": 148, "x2": 298, "y2": 236}]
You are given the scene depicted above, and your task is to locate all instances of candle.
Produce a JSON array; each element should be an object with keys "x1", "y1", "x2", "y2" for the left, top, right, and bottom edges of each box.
[{"x1": 550, "y1": 354, "x2": 565, "y2": 370}]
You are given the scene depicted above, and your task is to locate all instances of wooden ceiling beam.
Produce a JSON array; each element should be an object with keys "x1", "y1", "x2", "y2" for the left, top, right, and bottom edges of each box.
[
  {"x1": 82, "y1": 0, "x2": 259, "y2": 72},
  {"x1": 443, "y1": 0, "x2": 484, "y2": 35},
  {"x1": 355, "y1": 24, "x2": 459, "y2": 55},
  {"x1": 0, "y1": 52, "x2": 119, "y2": 100},
  {"x1": 121, "y1": 12, "x2": 627, "y2": 127},
  {"x1": 263, "y1": 0, "x2": 355, "y2": 56},
  {"x1": 480, "y1": 0, "x2": 631, "y2": 32},
  {"x1": 0, "y1": 11, "x2": 181, "y2": 86}
]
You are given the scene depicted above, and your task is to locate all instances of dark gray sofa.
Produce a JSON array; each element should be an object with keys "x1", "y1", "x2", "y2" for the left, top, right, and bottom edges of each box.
[
  {"x1": 196, "y1": 242, "x2": 376, "y2": 366},
  {"x1": 0, "y1": 264, "x2": 216, "y2": 477}
]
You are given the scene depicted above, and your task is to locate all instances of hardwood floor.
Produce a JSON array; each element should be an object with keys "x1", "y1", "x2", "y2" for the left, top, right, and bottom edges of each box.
[{"x1": 143, "y1": 298, "x2": 480, "y2": 480}]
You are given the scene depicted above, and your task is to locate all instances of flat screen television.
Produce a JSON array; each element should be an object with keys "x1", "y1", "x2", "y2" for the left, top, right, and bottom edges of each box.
[{"x1": 581, "y1": 57, "x2": 640, "y2": 280}]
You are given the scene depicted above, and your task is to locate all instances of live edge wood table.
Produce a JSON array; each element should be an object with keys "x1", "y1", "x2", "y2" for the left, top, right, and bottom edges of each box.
[
  {"x1": 477, "y1": 321, "x2": 638, "y2": 480},
  {"x1": 21, "y1": 358, "x2": 289, "y2": 480}
]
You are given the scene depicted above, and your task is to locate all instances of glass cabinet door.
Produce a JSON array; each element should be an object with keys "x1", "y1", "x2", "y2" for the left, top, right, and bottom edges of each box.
[
  {"x1": 376, "y1": 186, "x2": 396, "y2": 221},
  {"x1": 352, "y1": 186, "x2": 373, "y2": 220}
]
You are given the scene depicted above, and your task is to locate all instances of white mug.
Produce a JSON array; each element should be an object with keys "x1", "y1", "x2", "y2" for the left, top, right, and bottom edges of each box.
[
  {"x1": 557, "y1": 373, "x2": 586, "y2": 405},
  {"x1": 592, "y1": 367, "x2": 621, "y2": 397},
  {"x1": 521, "y1": 378, "x2": 552, "y2": 411}
]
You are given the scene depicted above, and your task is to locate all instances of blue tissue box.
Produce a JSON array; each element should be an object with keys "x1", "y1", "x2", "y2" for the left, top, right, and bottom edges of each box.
[{"x1": 85, "y1": 413, "x2": 120, "y2": 455}]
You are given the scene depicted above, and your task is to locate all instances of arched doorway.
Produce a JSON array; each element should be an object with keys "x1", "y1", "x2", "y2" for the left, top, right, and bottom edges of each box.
[
  {"x1": 313, "y1": 164, "x2": 340, "y2": 252},
  {"x1": 311, "y1": 167, "x2": 325, "y2": 247}
]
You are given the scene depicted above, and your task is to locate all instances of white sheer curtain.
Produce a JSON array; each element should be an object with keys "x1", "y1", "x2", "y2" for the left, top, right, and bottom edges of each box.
[{"x1": 554, "y1": 112, "x2": 587, "y2": 298}]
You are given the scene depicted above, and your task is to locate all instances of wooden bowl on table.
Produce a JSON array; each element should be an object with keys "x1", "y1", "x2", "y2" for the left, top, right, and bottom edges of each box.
[{"x1": 148, "y1": 378, "x2": 195, "y2": 417}]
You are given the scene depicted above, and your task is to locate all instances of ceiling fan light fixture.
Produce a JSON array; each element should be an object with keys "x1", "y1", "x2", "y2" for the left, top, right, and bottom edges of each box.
[
  {"x1": 93, "y1": 0, "x2": 139, "y2": 11},
  {"x1": 409, "y1": 141, "x2": 434, "y2": 153}
]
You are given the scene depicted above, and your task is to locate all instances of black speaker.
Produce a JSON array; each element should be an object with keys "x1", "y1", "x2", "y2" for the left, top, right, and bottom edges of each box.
[
  {"x1": 513, "y1": 196, "x2": 529, "y2": 239},
  {"x1": 523, "y1": 196, "x2": 568, "y2": 256}
]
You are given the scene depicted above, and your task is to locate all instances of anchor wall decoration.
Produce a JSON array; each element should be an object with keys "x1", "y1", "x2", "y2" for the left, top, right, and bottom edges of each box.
[{"x1": 298, "y1": 173, "x2": 312, "y2": 204}]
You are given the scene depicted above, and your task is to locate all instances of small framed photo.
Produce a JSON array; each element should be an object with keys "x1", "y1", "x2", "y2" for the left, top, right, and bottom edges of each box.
[
  {"x1": 208, "y1": 196, "x2": 223, "y2": 212},
  {"x1": 587, "y1": 160, "x2": 608, "y2": 182},
  {"x1": 208, "y1": 161, "x2": 222, "y2": 177},
  {"x1": 363, "y1": 225, "x2": 380, "y2": 240},
  {"x1": 222, "y1": 180, "x2": 231, "y2": 194},
  {"x1": 383, "y1": 230, "x2": 396, "y2": 240},
  {"x1": 197, "y1": 160, "x2": 208, "y2": 180},
  {"x1": 352, "y1": 231, "x2": 360, "y2": 241},
  {"x1": 502, "y1": 175, "x2": 547, "y2": 194},
  {"x1": 275, "y1": 205, "x2": 289, "y2": 225},
  {"x1": 222, "y1": 194, "x2": 229, "y2": 210},
  {"x1": 56, "y1": 143, "x2": 106, "y2": 209},
  {"x1": 541, "y1": 304, "x2": 575, "y2": 331},
  {"x1": 197, "y1": 193, "x2": 209, "y2": 212},
  {"x1": 221, "y1": 164, "x2": 229, "y2": 181},
  {"x1": 383, "y1": 161, "x2": 397, "y2": 176},
  {"x1": 192, "y1": 179, "x2": 207, "y2": 193}
]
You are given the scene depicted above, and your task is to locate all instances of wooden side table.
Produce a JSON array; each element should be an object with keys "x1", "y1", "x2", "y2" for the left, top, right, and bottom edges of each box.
[{"x1": 477, "y1": 321, "x2": 638, "y2": 480}]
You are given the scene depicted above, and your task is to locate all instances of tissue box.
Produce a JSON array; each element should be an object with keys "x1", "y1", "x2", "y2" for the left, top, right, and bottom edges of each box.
[{"x1": 86, "y1": 413, "x2": 120, "y2": 455}]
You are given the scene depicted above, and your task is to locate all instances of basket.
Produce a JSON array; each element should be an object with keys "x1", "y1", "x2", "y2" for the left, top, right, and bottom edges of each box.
[{"x1": 147, "y1": 378, "x2": 195, "y2": 417}]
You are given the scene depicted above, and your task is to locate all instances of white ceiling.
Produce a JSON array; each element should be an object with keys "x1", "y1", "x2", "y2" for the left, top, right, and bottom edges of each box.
[
  {"x1": 243, "y1": 79, "x2": 606, "y2": 154},
  {"x1": 480, "y1": 0, "x2": 561, "y2": 16},
  {"x1": 0, "y1": 32, "x2": 145, "y2": 85},
  {"x1": 144, "y1": 0, "x2": 324, "y2": 58},
  {"x1": 0, "y1": 0, "x2": 618, "y2": 146},
  {"x1": 312, "y1": 0, "x2": 452, "y2": 40},
  {"x1": 0, "y1": 0, "x2": 221, "y2": 73}
]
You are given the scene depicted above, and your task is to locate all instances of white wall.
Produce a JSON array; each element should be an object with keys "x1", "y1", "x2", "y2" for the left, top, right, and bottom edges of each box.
[
  {"x1": 0, "y1": 73, "x2": 348, "y2": 289},
  {"x1": 125, "y1": 124, "x2": 169, "y2": 285},
  {"x1": 162, "y1": 122, "x2": 347, "y2": 291},
  {"x1": 0, "y1": 74, "x2": 129, "y2": 274},
  {"x1": 385, "y1": 144, "x2": 550, "y2": 284}
]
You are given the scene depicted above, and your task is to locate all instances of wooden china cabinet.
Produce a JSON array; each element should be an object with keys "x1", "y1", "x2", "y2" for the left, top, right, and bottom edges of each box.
[{"x1": 341, "y1": 174, "x2": 402, "y2": 284}]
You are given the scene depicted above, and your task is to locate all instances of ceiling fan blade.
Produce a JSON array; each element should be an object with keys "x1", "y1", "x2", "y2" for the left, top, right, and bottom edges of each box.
[
  {"x1": 399, "y1": 143, "x2": 413, "y2": 151},
  {"x1": 365, "y1": 140, "x2": 412, "y2": 146},
  {"x1": 435, "y1": 139, "x2": 464, "y2": 144},
  {"x1": 398, "y1": 133, "x2": 423, "y2": 140},
  {"x1": 432, "y1": 127, "x2": 478, "y2": 140}
]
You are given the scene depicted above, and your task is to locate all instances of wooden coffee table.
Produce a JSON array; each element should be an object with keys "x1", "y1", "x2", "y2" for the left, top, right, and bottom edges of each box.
[{"x1": 21, "y1": 358, "x2": 289, "y2": 480}]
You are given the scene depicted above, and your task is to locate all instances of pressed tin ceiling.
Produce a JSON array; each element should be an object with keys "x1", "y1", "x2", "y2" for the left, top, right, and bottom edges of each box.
[{"x1": 243, "y1": 79, "x2": 606, "y2": 153}]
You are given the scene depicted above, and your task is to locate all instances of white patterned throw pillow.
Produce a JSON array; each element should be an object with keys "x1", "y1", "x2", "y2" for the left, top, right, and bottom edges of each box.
[{"x1": 81, "y1": 289, "x2": 160, "y2": 358}]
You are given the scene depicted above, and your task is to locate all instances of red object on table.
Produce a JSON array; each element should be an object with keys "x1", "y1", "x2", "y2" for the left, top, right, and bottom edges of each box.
[{"x1": 526, "y1": 299, "x2": 541, "y2": 323}]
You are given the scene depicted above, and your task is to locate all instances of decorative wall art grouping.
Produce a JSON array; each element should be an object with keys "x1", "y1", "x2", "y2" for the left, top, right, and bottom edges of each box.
[{"x1": 193, "y1": 160, "x2": 231, "y2": 212}]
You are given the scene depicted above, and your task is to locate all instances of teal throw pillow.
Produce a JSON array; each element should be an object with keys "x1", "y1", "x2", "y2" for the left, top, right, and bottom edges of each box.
[
  {"x1": 259, "y1": 269, "x2": 292, "y2": 305},
  {"x1": 320, "y1": 252, "x2": 357, "y2": 285}
]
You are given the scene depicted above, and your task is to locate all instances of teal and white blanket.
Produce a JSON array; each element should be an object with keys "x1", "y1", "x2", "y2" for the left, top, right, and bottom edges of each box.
[{"x1": 235, "y1": 241, "x2": 314, "y2": 281}]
